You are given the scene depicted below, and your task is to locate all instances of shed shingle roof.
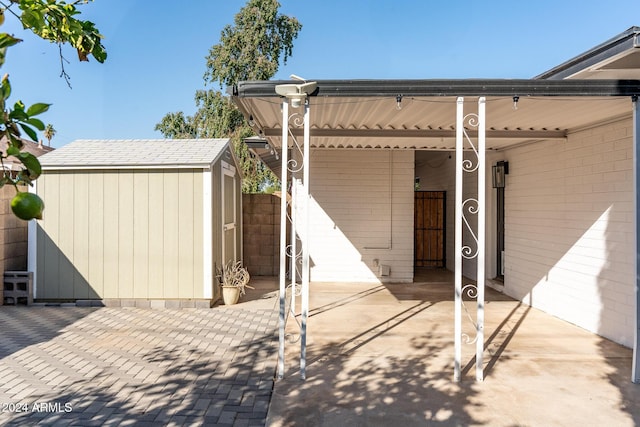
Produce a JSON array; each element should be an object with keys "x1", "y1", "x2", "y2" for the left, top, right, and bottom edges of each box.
[{"x1": 39, "y1": 139, "x2": 231, "y2": 169}]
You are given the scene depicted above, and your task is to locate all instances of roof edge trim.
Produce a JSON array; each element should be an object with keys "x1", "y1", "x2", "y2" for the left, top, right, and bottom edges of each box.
[{"x1": 232, "y1": 79, "x2": 640, "y2": 98}]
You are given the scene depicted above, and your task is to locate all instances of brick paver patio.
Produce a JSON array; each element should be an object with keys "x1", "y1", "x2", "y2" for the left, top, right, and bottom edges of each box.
[{"x1": 0, "y1": 304, "x2": 278, "y2": 426}]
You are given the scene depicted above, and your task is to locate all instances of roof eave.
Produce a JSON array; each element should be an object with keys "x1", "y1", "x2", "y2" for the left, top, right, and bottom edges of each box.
[
  {"x1": 535, "y1": 26, "x2": 640, "y2": 80},
  {"x1": 232, "y1": 78, "x2": 640, "y2": 98},
  {"x1": 41, "y1": 163, "x2": 215, "y2": 171}
]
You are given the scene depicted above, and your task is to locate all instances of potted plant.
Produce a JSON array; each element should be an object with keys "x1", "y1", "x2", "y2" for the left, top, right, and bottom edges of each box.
[{"x1": 217, "y1": 260, "x2": 253, "y2": 305}]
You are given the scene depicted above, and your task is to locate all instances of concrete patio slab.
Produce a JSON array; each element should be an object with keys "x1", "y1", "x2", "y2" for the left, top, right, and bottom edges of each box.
[{"x1": 267, "y1": 272, "x2": 640, "y2": 427}]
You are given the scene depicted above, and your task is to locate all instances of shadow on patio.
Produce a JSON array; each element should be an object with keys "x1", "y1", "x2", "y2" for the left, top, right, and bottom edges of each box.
[{"x1": 267, "y1": 269, "x2": 640, "y2": 426}]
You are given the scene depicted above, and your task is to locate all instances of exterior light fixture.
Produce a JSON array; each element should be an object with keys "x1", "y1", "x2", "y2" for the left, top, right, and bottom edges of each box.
[
  {"x1": 275, "y1": 79, "x2": 318, "y2": 108},
  {"x1": 492, "y1": 161, "x2": 509, "y2": 188},
  {"x1": 243, "y1": 137, "x2": 269, "y2": 150}
]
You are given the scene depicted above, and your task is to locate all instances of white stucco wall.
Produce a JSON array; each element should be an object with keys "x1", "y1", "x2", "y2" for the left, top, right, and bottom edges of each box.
[
  {"x1": 308, "y1": 149, "x2": 414, "y2": 282},
  {"x1": 503, "y1": 118, "x2": 635, "y2": 347}
]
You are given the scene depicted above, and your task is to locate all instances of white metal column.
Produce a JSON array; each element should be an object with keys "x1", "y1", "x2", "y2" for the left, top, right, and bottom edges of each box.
[
  {"x1": 277, "y1": 100, "x2": 289, "y2": 380},
  {"x1": 454, "y1": 97, "x2": 463, "y2": 381},
  {"x1": 300, "y1": 100, "x2": 311, "y2": 380},
  {"x1": 276, "y1": 97, "x2": 312, "y2": 380},
  {"x1": 476, "y1": 98, "x2": 486, "y2": 382},
  {"x1": 454, "y1": 97, "x2": 486, "y2": 382},
  {"x1": 633, "y1": 95, "x2": 640, "y2": 384}
]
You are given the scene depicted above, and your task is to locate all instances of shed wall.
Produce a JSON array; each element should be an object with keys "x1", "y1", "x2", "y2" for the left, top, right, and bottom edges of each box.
[
  {"x1": 308, "y1": 149, "x2": 414, "y2": 282},
  {"x1": 35, "y1": 169, "x2": 206, "y2": 300},
  {"x1": 503, "y1": 118, "x2": 634, "y2": 347}
]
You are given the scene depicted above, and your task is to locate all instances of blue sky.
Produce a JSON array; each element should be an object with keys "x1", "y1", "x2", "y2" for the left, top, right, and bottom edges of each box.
[{"x1": 3, "y1": 0, "x2": 640, "y2": 147}]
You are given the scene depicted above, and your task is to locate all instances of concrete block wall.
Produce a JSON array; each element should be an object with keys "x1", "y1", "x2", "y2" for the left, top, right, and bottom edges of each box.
[
  {"x1": 308, "y1": 149, "x2": 414, "y2": 283},
  {"x1": 503, "y1": 118, "x2": 634, "y2": 347},
  {"x1": 242, "y1": 193, "x2": 281, "y2": 276}
]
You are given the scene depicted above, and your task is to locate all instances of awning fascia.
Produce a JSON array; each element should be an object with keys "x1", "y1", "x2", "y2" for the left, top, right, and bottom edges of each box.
[{"x1": 231, "y1": 79, "x2": 640, "y2": 98}]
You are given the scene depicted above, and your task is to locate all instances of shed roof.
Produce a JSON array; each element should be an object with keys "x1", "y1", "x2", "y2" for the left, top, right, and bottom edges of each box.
[{"x1": 39, "y1": 139, "x2": 231, "y2": 170}]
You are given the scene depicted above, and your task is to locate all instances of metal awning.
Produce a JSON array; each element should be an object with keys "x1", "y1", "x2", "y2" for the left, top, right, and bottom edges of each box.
[
  {"x1": 232, "y1": 79, "x2": 639, "y2": 168},
  {"x1": 230, "y1": 78, "x2": 640, "y2": 384}
]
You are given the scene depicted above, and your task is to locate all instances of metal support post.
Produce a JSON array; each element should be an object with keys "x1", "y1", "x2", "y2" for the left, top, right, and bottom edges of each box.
[
  {"x1": 454, "y1": 97, "x2": 464, "y2": 382},
  {"x1": 277, "y1": 100, "x2": 289, "y2": 380},
  {"x1": 476, "y1": 97, "x2": 486, "y2": 382},
  {"x1": 300, "y1": 99, "x2": 311, "y2": 380}
]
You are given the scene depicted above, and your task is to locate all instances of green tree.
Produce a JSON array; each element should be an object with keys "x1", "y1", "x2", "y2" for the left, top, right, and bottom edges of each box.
[
  {"x1": 0, "y1": 0, "x2": 106, "y2": 219},
  {"x1": 156, "y1": 0, "x2": 301, "y2": 193}
]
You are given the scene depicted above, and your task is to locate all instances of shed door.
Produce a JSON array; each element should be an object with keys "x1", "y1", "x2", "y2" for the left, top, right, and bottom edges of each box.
[
  {"x1": 414, "y1": 191, "x2": 446, "y2": 268},
  {"x1": 222, "y1": 162, "x2": 237, "y2": 265}
]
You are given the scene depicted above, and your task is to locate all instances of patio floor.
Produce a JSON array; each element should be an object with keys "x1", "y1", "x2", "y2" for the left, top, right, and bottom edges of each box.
[{"x1": 267, "y1": 269, "x2": 640, "y2": 426}]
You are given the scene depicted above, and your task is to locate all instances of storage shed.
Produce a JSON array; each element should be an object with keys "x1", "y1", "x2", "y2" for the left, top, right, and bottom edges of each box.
[{"x1": 28, "y1": 139, "x2": 242, "y2": 305}]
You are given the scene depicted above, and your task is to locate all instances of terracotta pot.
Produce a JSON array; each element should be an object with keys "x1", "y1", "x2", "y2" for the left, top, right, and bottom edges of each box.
[{"x1": 222, "y1": 286, "x2": 240, "y2": 305}]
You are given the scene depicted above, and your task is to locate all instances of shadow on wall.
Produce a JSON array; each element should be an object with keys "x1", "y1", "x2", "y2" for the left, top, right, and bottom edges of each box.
[
  {"x1": 35, "y1": 226, "x2": 99, "y2": 300},
  {"x1": 34, "y1": 224, "x2": 214, "y2": 301},
  {"x1": 503, "y1": 128, "x2": 638, "y2": 421}
]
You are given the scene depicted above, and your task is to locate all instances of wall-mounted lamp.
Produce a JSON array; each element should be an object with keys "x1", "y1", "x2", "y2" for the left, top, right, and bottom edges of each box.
[
  {"x1": 492, "y1": 161, "x2": 509, "y2": 188},
  {"x1": 244, "y1": 137, "x2": 270, "y2": 150},
  {"x1": 275, "y1": 77, "x2": 318, "y2": 108}
]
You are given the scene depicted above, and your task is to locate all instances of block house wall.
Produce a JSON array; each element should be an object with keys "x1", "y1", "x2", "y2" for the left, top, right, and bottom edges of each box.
[
  {"x1": 503, "y1": 117, "x2": 634, "y2": 347},
  {"x1": 307, "y1": 149, "x2": 415, "y2": 283}
]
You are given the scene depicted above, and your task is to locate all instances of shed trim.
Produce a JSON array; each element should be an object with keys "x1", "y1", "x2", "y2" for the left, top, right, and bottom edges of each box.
[
  {"x1": 41, "y1": 164, "x2": 216, "y2": 171},
  {"x1": 203, "y1": 170, "x2": 213, "y2": 299}
]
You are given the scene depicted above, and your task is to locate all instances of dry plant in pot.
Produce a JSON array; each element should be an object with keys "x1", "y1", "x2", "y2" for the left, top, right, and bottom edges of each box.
[{"x1": 217, "y1": 261, "x2": 253, "y2": 305}]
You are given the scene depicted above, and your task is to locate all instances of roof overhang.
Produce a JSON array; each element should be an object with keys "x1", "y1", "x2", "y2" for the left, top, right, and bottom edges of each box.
[
  {"x1": 536, "y1": 26, "x2": 640, "y2": 80},
  {"x1": 230, "y1": 79, "x2": 640, "y2": 177}
]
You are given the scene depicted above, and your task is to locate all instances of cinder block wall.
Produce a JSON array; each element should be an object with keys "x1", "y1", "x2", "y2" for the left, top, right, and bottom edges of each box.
[
  {"x1": 242, "y1": 193, "x2": 281, "y2": 276},
  {"x1": 307, "y1": 149, "x2": 415, "y2": 283},
  {"x1": 0, "y1": 186, "x2": 28, "y2": 277},
  {"x1": 503, "y1": 118, "x2": 634, "y2": 347}
]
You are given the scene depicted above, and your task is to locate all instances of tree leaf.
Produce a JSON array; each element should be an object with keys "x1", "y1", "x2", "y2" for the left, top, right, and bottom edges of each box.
[
  {"x1": 21, "y1": 9, "x2": 44, "y2": 32},
  {"x1": 6, "y1": 145, "x2": 20, "y2": 157},
  {"x1": 25, "y1": 117, "x2": 45, "y2": 131},
  {"x1": 0, "y1": 33, "x2": 23, "y2": 49},
  {"x1": 9, "y1": 108, "x2": 28, "y2": 121},
  {"x1": 19, "y1": 123, "x2": 37, "y2": 142},
  {"x1": 26, "y1": 103, "x2": 51, "y2": 116},
  {"x1": 1, "y1": 75, "x2": 10, "y2": 100},
  {"x1": 17, "y1": 152, "x2": 41, "y2": 180}
]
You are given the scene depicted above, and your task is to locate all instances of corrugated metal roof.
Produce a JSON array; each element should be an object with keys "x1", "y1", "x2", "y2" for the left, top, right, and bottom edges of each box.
[
  {"x1": 39, "y1": 139, "x2": 231, "y2": 170},
  {"x1": 233, "y1": 93, "x2": 633, "y2": 152}
]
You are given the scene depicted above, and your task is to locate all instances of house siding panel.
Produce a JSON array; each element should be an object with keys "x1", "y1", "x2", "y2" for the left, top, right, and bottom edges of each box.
[
  {"x1": 504, "y1": 118, "x2": 634, "y2": 347},
  {"x1": 308, "y1": 149, "x2": 414, "y2": 283}
]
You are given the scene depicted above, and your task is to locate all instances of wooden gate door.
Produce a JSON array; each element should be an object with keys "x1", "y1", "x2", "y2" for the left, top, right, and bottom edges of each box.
[{"x1": 414, "y1": 191, "x2": 446, "y2": 268}]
